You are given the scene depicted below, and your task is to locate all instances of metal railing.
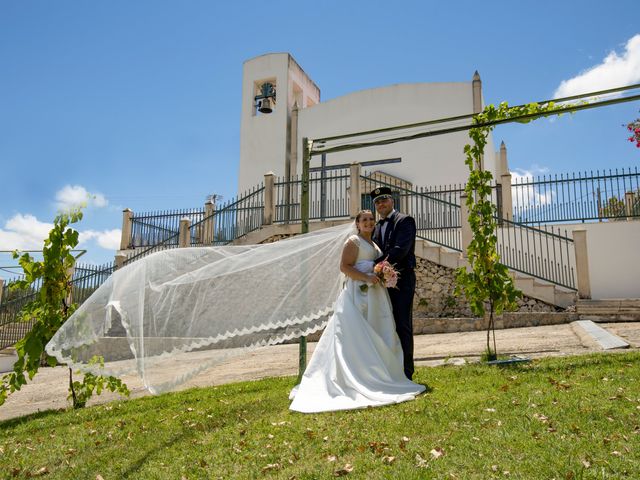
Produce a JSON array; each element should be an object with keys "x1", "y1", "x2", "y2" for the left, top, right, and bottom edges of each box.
[
  {"x1": 274, "y1": 169, "x2": 351, "y2": 223},
  {"x1": 496, "y1": 219, "x2": 575, "y2": 290},
  {"x1": 130, "y1": 208, "x2": 205, "y2": 249},
  {"x1": 0, "y1": 263, "x2": 116, "y2": 350},
  {"x1": 359, "y1": 174, "x2": 576, "y2": 289},
  {"x1": 360, "y1": 174, "x2": 463, "y2": 251},
  {"x1": 213, "y1": 183, "x2": 265, "y2": 244},
  {"x1": 512, "y1": 167, "x2": 640, "y2": 224}
]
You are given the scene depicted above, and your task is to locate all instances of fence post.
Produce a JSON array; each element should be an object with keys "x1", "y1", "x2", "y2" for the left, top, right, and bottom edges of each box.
[
  {"x1": 120, "y1": 208, "x2": 133, "y2": 250},
  {"x1": 625, "y1": 191, "x2": 635, "y2": 220},
  {"x1": 114, "y1": 253, "x2": 127, "y2": 270},
  {"x1": 179, "y1": 218, "x2": 191, "y2": 248},
  {"x1": 349, "y1": 163, "x2": 362, "y2": 218},
  {"x1": 460, "y1": 193, "x2": 473, "y2": 256},
  {"x1": 263, "y1": 172, "x2": 275, "y2": 225},
  {"x1": 202, "y1": 200, "x2": 216, "y2": 245},
  {"x1": 0, "y1": 278, "x2": 4, "y2": 305},
  {"x1": 500, "y1": 173, "x2": 513, "y2": 222},
  {"x1": 572, "y1": 229, "x2": 591, "y2": 299}
]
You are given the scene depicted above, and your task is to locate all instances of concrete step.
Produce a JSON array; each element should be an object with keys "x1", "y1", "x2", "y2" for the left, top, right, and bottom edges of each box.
[
  {"x1": 577, "y1": 299, "x2": 640, "y2": 321},
  {"x1": 413, "y1": 312, "x2": 578, "y2": 334},
  {"x1": 416, "y1": 239, "x2": 577, "y2": 309},
  {"x1": 571, "y1": 320, "x2": 630, "y2": 350}
]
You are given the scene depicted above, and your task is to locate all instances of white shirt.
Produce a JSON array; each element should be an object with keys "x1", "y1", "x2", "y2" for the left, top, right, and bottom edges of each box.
[{"x1": 380, "y1": 209, "x2": 396, "y2": 242}]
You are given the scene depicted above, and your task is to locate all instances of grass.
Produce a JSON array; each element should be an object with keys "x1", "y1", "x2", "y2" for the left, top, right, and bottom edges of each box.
[{"x1": 1, "y1": 352, "x2": 639, "y2": 479}]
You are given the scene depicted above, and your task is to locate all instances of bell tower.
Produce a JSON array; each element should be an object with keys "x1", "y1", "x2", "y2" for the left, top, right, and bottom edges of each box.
[{"x1": 238, "y1": 53, "x2": 320, "y2": 195}]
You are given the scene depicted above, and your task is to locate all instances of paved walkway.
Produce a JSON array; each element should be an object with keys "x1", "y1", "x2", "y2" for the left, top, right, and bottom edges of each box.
[{"x1": 1, "y1": 322, "x2": 639, "y2": 422}]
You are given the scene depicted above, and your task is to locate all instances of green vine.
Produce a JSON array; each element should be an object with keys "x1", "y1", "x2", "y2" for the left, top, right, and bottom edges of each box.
[
  {"x1": 0, "y1": 210, "x2": 129, "y2": 408},
  {"x1": 455, "y1": 101, "x2": 568, "y2": 361}
]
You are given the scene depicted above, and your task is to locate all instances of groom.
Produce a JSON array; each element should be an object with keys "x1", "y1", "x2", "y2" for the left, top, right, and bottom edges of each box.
[{"x1": 371, "y1": 187, "x2": 417, "y2": 380}]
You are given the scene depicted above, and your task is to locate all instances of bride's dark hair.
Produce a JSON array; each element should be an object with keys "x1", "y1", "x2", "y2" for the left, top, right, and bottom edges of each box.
[{"x1": 355, "y1": 209, "x2": 373, "y2": 233}]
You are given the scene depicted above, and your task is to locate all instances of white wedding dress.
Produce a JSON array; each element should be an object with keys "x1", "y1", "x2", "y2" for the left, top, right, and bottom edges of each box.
[{"x1": 289, "y1": 235, "x2": 426, "y2": 413}]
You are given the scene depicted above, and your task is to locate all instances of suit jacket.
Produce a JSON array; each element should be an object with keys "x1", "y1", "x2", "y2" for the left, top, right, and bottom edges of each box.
[{"x1": 372, "y1": 210, "x2": 416, "y2": 273}]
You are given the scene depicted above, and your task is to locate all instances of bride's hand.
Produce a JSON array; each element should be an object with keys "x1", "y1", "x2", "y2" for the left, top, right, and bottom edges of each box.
[{"x1": 367, "y1": 274, "x2": 380, "y2": 284}]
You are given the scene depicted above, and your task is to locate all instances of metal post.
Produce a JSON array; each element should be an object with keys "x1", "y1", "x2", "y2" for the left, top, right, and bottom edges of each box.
[{"x1": 297, "y1": 137, "x2": 311, "y2": 382}]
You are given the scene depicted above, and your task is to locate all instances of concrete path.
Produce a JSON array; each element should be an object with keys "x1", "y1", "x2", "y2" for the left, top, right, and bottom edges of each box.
[{"x1": 1, "y1": 322, "x2": 638, "y2": 422}]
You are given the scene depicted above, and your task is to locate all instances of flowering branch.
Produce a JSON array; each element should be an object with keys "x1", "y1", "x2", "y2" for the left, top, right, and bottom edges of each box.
[{"x1": 626, "y1": 113, "x2": 640, "y2": 148}]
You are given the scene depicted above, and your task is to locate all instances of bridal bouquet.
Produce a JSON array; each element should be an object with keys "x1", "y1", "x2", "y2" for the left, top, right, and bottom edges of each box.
[
  {"x1": 374, "y1": 260, "x2": 399, "y2": 288},
  {"x1": 359, "y1": 260, "x2": 399, "y2": 293}
]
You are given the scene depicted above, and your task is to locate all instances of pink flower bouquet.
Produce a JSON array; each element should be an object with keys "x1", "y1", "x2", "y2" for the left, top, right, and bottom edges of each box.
[{"x1": 374, "y1": 259, "x2": 399, "y2": 288}]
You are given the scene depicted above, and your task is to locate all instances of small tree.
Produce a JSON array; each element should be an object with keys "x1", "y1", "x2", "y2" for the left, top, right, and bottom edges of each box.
[
  {"x1": 455, "y1": 101, "x2": 565, "y2": 361},
  {"x1": 0, "y1": 210, "x2": 129, "y2": 408}
]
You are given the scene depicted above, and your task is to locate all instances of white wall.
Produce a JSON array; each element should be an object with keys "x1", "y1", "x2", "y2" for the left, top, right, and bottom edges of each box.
[
  {"x1": 556, "y1": 221, "x2": 640, "y2": 299},
  {"x1": 297, "y1": 82, "x2": 497, "y2": 190}
]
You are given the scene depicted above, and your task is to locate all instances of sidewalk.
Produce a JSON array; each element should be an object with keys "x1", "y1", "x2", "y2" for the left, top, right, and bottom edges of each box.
[{"x1": 1, "y1": 322, "x2": 638, "y2": 422}]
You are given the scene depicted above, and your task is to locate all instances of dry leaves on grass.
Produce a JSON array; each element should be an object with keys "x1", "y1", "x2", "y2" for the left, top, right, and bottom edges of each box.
[
  {"x1": 261, "y1": 463, "x2": 282, "y2": 473},
  {"x1": 430, "y1": 447, "x2": 445, "y2": 459},
  {"x1": 334, "y1": 464, "x2": 354, "y2": 476}
]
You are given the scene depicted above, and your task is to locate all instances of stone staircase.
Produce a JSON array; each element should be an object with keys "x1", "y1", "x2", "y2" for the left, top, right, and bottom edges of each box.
[
  {"x1": 415, "y1": 239, "x2": 577, "y2": 309},
  {"x1": 576, "y1": 299, "x2": 640, "y2": 321}
]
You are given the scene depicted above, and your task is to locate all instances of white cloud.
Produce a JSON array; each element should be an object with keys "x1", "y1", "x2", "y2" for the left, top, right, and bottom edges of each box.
[
  {"x1": 511, "y1": 168, "x2": 553, "y2": 208},
  {"x1": 554, "y1": 34, "x2": 640, "y2": 98},
  {"x1": 55, "y1": 185, "x2": 109, "y2": 211},
  {"x1": 0, "y1": 213, "x2": 120, "y2": 255},
  {"x1": 80, "y1": 229, "x2": 121, "y2": 251},
  {"x1": 0, "y1": 214, "x2": 52, "y2": 251}
]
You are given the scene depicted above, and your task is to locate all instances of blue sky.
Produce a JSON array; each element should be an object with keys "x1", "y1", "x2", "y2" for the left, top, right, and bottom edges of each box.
[{"x1": 1, "y1": 0, "x2": 639, "y2": 278}]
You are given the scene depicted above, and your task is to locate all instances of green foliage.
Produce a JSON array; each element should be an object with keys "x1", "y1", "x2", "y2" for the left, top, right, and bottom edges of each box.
[
  {"x1": 0, "y1": 210, "x2": 128, "y2": 408},
  {"x1": 69, "y1": 356, "x2": 130, "y2": 409},
  {"x1": 1, "y1": 353, "x2": 639, "y2": 478},
  {"x1": 455, "y1": 101, "x2": 568, "y2": 358}
]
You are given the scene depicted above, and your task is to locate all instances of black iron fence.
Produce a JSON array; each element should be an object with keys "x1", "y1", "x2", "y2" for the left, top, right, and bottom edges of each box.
[
  {"x1": 0, "y1": 262, "x2": 116, "y2": 351},
  {"x1": 359, "y1": 174, "x2": 576, "y2": 289},
  {"x1": 213, "y1": 183, "x2": 265, "y2": 244},
  {"x1": 496, "y1": 219, "x2": 575, "y2": 290},
  {"x1": 274, "y1": 169, "x2": 350, "y2": 222},
  {"x1": 360, "y1": 174, "x2": 463, "y2": 251},
  {"x1": 512, "y1": 167, "x2": 640, "y2": 224},
  {"x1": 130, "y1": 208, "x2": 205, "y2": 249}
]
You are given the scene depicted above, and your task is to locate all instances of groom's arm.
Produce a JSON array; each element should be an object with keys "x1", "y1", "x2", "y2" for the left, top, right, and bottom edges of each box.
[{"x1": 386, "y1": 216, "x2": 416, "y2": 266}]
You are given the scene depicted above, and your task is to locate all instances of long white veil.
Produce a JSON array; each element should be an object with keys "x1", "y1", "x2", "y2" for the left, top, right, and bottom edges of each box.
[{"x1": 46, "y1": 223, "x2": 354, "y2": 394}]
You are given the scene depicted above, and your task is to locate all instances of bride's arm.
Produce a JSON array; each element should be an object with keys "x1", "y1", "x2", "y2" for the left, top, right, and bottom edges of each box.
[{"x1": 340, "y1": 239, "x2": 380, "y2": 284}]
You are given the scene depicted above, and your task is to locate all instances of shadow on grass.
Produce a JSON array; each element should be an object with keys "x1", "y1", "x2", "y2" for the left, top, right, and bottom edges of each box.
[
  {"x1": 0, "y1": 406, "x2": 69, "y2": 429},
  {"x1": 120, "y1": 428, "x2": 195, "y2": 479}
]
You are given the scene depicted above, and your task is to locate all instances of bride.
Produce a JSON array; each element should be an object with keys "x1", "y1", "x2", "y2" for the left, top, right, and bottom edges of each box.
[{"x1": 289, "y1": 210, "x2": 426, "y2": 413}]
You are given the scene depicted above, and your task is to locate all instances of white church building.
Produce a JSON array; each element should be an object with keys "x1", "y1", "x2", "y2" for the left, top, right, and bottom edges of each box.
[{"x1": 238, "y1": 52, "x2": 500, "y2": 195}]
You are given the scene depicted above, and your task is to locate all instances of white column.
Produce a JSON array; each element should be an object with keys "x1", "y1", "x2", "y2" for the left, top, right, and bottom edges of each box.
[
  {"x1": 203, "y1": 201, "x2": 216, "y2": 245},
  {"x1": 349, "y1": 163, "x2": 362, "y2": 218},
  {"x1": 179, "y1": 218, "x2": 191, "y2": 248},
  {"x1": 573, "y1": 229, "x2": 591, "y2": 299},
  {"x1": 120, "y1": 209, "x2": 133, "y2": 250},
  {"x1": 625, "y1": 191, "x2": 635, "y2": 220},
  {"x1": 114, "y1": 253, "x2": 127, "y2": 270},
  {"x1": 263, "y1": 172, "x2": 276, "y2": 225}
]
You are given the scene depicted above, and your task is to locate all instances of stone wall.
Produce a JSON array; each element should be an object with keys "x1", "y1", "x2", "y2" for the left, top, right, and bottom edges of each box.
[{"x1": 414, "y1": 257, "x2": 560, "y2": 318}]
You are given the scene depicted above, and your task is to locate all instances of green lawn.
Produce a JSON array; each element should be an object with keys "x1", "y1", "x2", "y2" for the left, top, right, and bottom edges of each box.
[{"x1": 1, "y1": 352, "x2": 639, "y2": 479}]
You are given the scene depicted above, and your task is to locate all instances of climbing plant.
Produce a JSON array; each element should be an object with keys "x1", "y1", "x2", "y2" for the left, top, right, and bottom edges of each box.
[
  {"x1": 455, "y1": 101, "x2": 568, "y2": 361},
  {"x1": 0, "y1": 210, "x2": 129, "y2": 408}
]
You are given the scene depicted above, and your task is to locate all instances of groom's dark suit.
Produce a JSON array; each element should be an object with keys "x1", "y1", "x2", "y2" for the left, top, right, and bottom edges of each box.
[{"x1": 373, "y1": 210, "x2": 416, "y2": 380}]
